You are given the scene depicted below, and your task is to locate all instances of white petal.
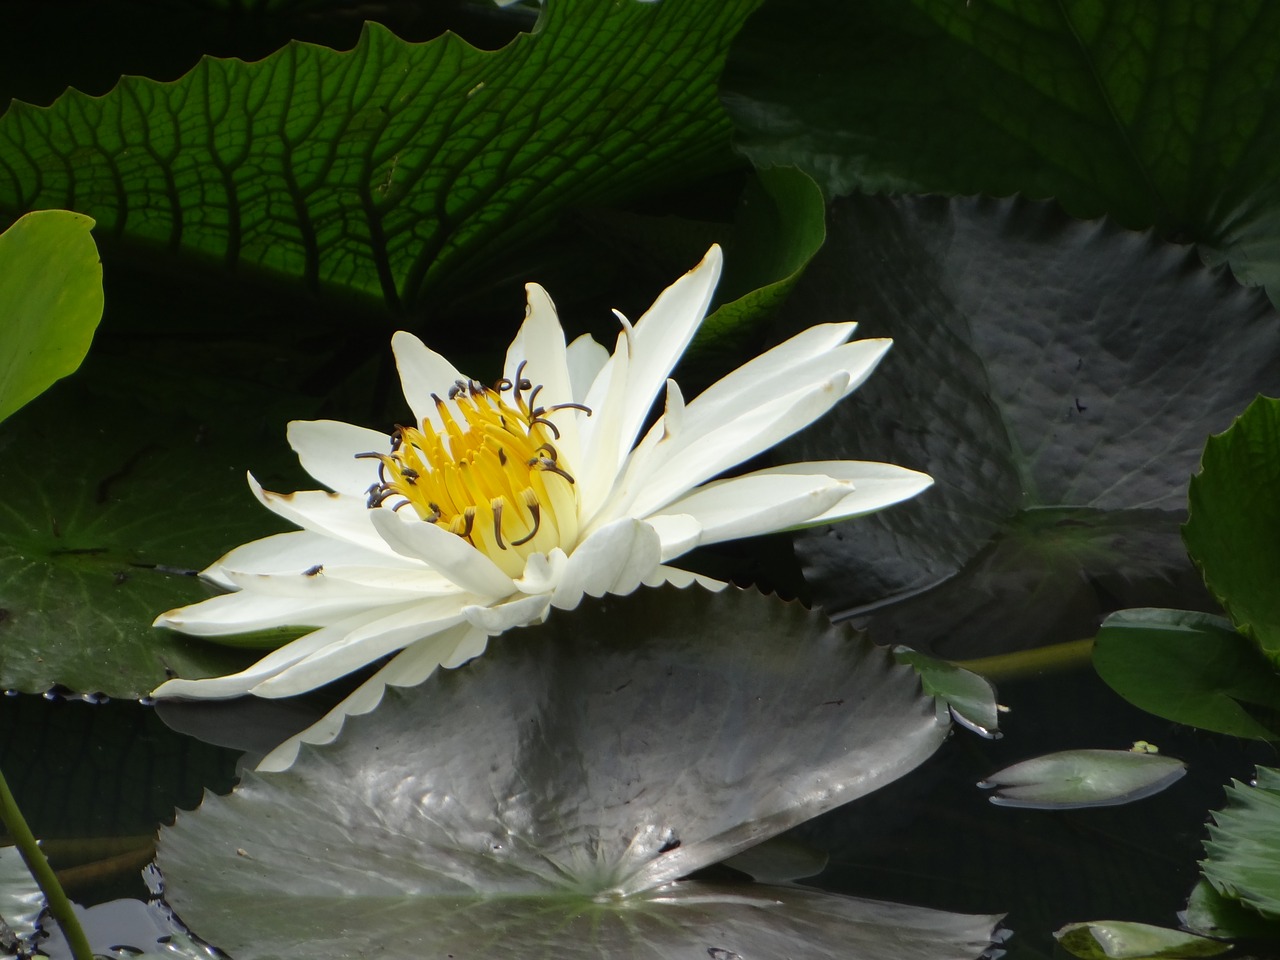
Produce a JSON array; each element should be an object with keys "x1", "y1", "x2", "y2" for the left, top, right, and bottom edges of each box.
[
  {"x1": 255, "y1": 623, "x2": 483, "y2": 772},
  {"x1": 511, "y1": 548, "x2": 566, "y2": 595},
  {"x1": 505, "y1": 283, "x2": 581, "y2": 469},
  {"x1": 248, "y1": 474, "x2": 394, "y2": 557},
  {"x1": 249, "y1": 595, "x2": 472, "y2": 698},
  {"x1": 652, "y1": 472, "x2": 854, "y2": 548},
  {"x1": 566, "y1": 333, "x2": 609, "y2": 403},
  {"x1": 204, "y1": 530, "x2": 419, "y2": 590},
  {"x1": 150, "y1": 607, "x2": 411, "y2": 699},
  {"x1": 644, "y1": 513, "x2": 702, "y2": 562},
  {"x1": 614, "y1": 246, "x2": 722, "y2": 462},
  {"x1": 153, "y1": 589, "x2": 391, "y2": 638},
  {"x1": 218, "y1": 564, "x2": 458, "y2": 600},
  {"x1": 462, "y1": 593, "x2": 552, "y2": 634},
  {"x1": 391, "y1": 330, "x2": 466, "y2": 430},
  {"x1": 286, "y1": 419, "x2": 389, "y2": 496},
  {"x1": 369, "y1": 509, "x2": 515, "y2": 598},
  {"x1": 575, "y1": 328, "x2": 633, "y2": 521},
  {"x1": 747, "y1": 460, "x2": 935, "y2": 525},
  {"x1": 549, "y1": 517, "x2": 661, "y2": 610},
  {"x1": 619, "y1": 372, "x2": 853, "y2": 523}
]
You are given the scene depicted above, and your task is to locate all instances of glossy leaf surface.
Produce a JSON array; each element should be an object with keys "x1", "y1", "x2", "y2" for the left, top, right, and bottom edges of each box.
[{"x1": 156, "y1": 586, "x2": 997, "y2": 959}]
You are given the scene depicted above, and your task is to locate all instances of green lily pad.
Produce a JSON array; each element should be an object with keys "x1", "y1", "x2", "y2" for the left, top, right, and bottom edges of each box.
[
  {"x1": 0, "y1": 210, "x2": 102, "y2": 424},
  {"x1": 723, "y1": 0, "x2": 1280, "y2": 301},
  {"x1": 894, "y1": 648, "x2": 1000, "y2": 737},
  {"x1": 1093, "y1": 609, "x2": 1280, "y2": 741},
  {"x1": 157, "y1": 586, "x2": 999, "y2": 959},
  {"x1": 1203, "y1": 767, "x2": 1280, "y2": 920},
  {"x1": 979, "y1": 749, "x2": 1186, "y2": 810},
  {"x1": 1184, "y1": 396, "x2": 1280, "y2": 666},
  {"x1": 1183, "y1": 878, "x2": 1280, "y2": 943},
  {"x1": 0, "y1": 0, "x2": 757, "y2": 313},
  {"x1": 775, "y1": 195, "x2": 1279, "y2": 657},
  {"x1": 1055, "y1": 920, "x2": 1229, "y2": 959},
  {"x1": 0, "y1": 362, "x2": 302, "y2": 699}
]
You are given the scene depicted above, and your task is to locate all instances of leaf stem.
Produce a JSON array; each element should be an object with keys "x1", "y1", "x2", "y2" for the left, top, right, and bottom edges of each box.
[{"x1": 0, "y1": 763, "x2": 94, "y2": 960}]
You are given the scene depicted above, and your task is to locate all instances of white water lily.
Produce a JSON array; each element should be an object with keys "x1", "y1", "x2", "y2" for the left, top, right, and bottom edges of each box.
[{"x1": 153, "y1": 246, "x2": 931, "y2": 768}]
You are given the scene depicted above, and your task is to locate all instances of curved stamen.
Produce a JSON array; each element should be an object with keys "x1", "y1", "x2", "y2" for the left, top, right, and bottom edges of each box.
[
  {"x1": 491, "y1": 499, "x2": 506, "y2": 550},
  {"x1": 511, "y1": 501, "x2": 541, "y2": 547}
]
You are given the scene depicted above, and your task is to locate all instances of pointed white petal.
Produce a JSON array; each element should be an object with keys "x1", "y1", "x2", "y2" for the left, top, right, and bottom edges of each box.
[
  {"x1": 391, "y1": 330, "x2": 466, "y2": 430},
  {"x1": 151, "y1": 607, "x2": 409, "y2": 699},
  {"x1": 370, "y1": 509, "x2": 515, "y2": 598},
  {"x1": 248, "y1": 474, "x2": 393, "y2": 557},
  {"x1": 462, "y1": 593, "x2": 552, "y2": 634},
  {"x1": 621, "y1": 372, "x2": 853, "y2": 523},
  {"x1": 644, "y1": 513, "x2": 702, "y2": 562},
  {"x1": 153, "y1": 589, "x2": 387, "y2": 638},
  {"x1": 566, "y1": 333, "x2": 609, "y2": 403},
  {"x1": 549, "y1": 517, "x2": 661, "y2": 610},
  {"x1": 249, "y1": 595, "x2": 472, "y2": 698},
  {"x1": 286, "y1": 420, "x2": 389, "y2": 497},
  {"x1": 748, "y1": 460, "x2": 935, "y2": 525},
  {"x1": 504, "y1": 284, "x2": 582, "y2": 472},
  {"x1": 575, "y1": 329, "x2": 632, "y2": 521},
  {"x1": 204, "y1": 530, "x2": 419, "y2": 590},
  {"x1": 218, "y1": 564, "x2": 458, "y2": 600},
  {"x1": 611, "y1": 246, "x2": 722, "y2": 474},
  {"x1": 653, "y1": 473, "x2": 853, "y2": 548}
]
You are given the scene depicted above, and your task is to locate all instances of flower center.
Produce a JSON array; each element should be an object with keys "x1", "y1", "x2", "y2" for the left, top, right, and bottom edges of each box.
[{"x1": 358, "y1": 362, "x2": 588, "y2": 577}]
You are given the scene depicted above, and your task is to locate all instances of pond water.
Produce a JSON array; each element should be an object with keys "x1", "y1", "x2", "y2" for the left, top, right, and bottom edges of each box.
[{"x1": 3, "y1": 646, "x2": 1269, "y2": 959}]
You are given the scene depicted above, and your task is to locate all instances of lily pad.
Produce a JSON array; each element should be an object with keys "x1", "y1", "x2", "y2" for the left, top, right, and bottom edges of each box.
[
  {"x1": 1055, "y1": 920, "x2": 1229, "y2": 959},
  {"x1": 1203, "y1": 766, "x2": 1280, "y2": 920},
  {"x1": 0, "y1": 367, "x2": 299, "y2": 699},
  {"x1": 894, "y1": 648, "x2": 1000, "y2": 737},
  {"x1": 1184, "y1": 396, "x2": 1280, "y2": 666},
  {"x1": 0, "y1": 0, "x2": 757, "y2": 312},
  {"x1": 1093, "y1": 609, "x2": 1280, "y2": 741},
  {"x1": 157, "y1": 586, "x2": 1000, "y2": 959},
  {"x1": 1183, "y1": 878, "x2": 1280, "y2": 943},
  {"x1": 775, "y1": 195, "x2": 1279, "y2": 656},
  {"x1": 0, "y1": 210, "x2": 102, "y2": 424},
  {"x1": 979, "y1": 749, "x2": 1186, "y2": 810},
  {"x1": 722, "y1": 0, "x2": 1280, "y2": 300}
]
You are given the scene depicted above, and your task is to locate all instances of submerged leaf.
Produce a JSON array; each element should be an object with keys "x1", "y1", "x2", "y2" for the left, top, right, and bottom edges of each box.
[
  {"x1": 776, "y1": 195, "x2": 1279, "y2": 657},
  {"x1": 156, "y1": 587, "x2": 998, "y2": 958},
  {"x1": 1203, "y1": 766, "x2": 1280, "y2": 920},
  {"x1": 1093, "y1": 609, "x2": 1280, "y2": 740},
  {"x1": 1184, "y1": 396, "x2": 1280, "y2": 666},
  {"x1": 0, "y1": 0, "x2": 757, "y2": 312},
  {"x1": 0, "y1": 210, "x2": 102, "y2": 424},
  {"x1": 1055, "y1": 920, "x2": 1229, "y2": 959},
  {"x1": 979, "y1": 749, "x2": 1186, "y2": 810}
]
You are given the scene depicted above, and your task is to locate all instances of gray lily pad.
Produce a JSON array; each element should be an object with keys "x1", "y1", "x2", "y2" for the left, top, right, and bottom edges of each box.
[
  {"x1": 775, "y1": 195, "x2": 1279, "y2": 657},
  {"x1": 157, "y1": 586, "x2": 999, "y2": 959},
  {"x1": 979, "y1": 749, "x2": 1186, "y2": 810}
]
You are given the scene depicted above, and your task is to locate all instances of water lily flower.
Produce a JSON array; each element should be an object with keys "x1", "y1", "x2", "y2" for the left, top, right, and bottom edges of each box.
[{"x1": 153, "y1": 246, "x2": 931, "y2": 768}]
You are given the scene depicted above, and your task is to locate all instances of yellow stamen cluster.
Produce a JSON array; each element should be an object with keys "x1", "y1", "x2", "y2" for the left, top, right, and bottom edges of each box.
[{"x1": 359, "y1": 364, "x2": 586, "y2": 578}]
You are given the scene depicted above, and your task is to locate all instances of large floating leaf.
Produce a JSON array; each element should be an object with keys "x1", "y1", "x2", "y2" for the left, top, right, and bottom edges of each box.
[
  {"x1": 158, "y1": 586, "x2": 998, "y2": 959},
  {"x1": 0, "y1": 0, "x2": 757, "y2": 313},
  {"x1": 1055, "y1": 920, "x2": 1228, "y2": 959},
  {"x1": 723, "y1": 0, "x2": 1280, "y2": 299},
  {"x1": 775, "y1": 195, "x2": 1280, "y2": 656},
  {"x1": 1093, "y1": 609, "x2": 1280, "y2": 741},
  {"x1": 0, "y1": 210, "x2": 102, "y2": 424},
  {"x1": 1203, "y1": 766, "x2": 1280, "y2": 920},
  {"x1": 1184, "y1": 396, "x2": 1280, "y2": 666},
  {"x1": 0, "y1": 364, "x2": 300, "y2": 699}
]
